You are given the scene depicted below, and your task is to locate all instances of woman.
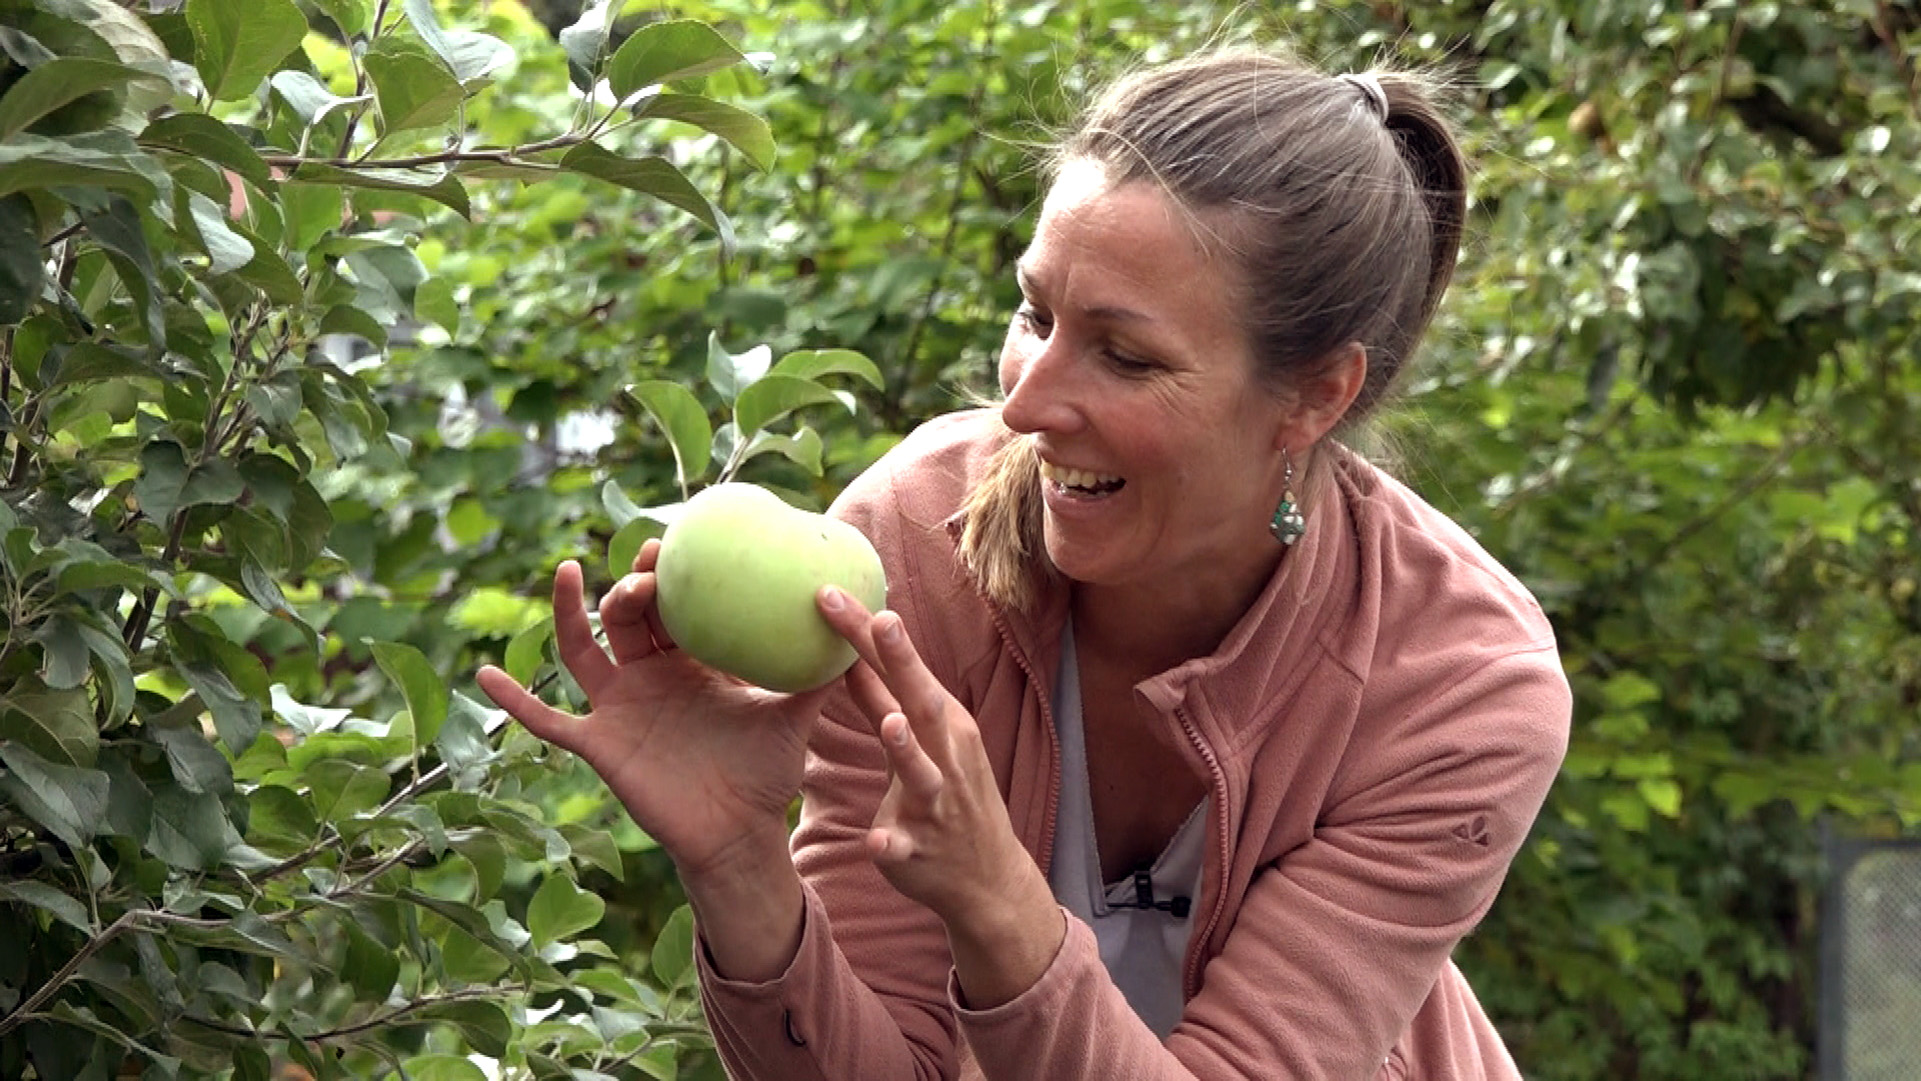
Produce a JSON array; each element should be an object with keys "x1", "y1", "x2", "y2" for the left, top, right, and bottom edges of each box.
[{"x1": 479, "y1": 46, "x2": 1571, "y2": 1080}]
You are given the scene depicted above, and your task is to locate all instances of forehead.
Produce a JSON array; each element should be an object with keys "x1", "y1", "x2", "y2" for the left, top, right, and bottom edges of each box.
[{"x1": 1023, "y1": 160, "x2": 1244, "y2": 339}]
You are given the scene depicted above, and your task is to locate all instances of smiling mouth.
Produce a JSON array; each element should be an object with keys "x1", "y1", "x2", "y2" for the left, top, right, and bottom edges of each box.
[{"x1": 1038, "y1": 460, "x2": 1126, "y2": 496}]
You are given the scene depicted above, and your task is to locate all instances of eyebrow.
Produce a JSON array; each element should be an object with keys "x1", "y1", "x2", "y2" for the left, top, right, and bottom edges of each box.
[{"x1": 1015, "y1": 263, "x2": 1159, "y2": 326}]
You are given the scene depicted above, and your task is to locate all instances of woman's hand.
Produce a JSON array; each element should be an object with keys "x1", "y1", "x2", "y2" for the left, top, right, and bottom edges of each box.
[
  {"x1": 477, "y1": 540, "x2": 828, "y2": 882},
  {"x1": 820, "y1": 588, "x2": 1065, "y2": 1007}
]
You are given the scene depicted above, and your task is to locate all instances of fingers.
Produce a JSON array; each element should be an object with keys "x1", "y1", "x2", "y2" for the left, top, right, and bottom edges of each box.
[
  {"x1": 477, "y1": 664, "x2": 587, "y2": 754},
  {"x1": 635, "y1": 538, "x2": 678, "y2": 652},
  {"x1": 879, "y1": 711, "x2": 943, "y2": 800},
  {"x1": 844, "y1": 659, "x2": 902, "y2": 730},
  {"x1": 552, "y1": 560, "x2": 617, "y2": 696},
  {"x1": 863, "y1": 611, "x2": 957, "y2": 753},
  {"x1": 599, "y1": 571, "x2": 660, "y2": 665}
]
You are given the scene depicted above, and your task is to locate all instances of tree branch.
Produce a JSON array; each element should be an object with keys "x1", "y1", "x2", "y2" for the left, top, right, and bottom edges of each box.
[
  {"x1": 180, "y1": 986, "x2": 508, "y2": 1044},
  {"x1": 263, "y1": 131, "x2": 589, "y2": 173}
]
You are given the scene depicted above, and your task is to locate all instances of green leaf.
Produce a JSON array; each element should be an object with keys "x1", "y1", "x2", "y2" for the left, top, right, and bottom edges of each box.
[
  {"x1": 306, "y1": 759, "x2": 390, "y2": 823},
  {"x1": 177, "y1": 662, "x2": 263, "y2": 753},
  {"x1": 738, "y1": 426, "x2": 824, "y2": 476},
  {"x1": 32, "y1": 615, "x2": 91, "y2": 690},
  {"x1": 0, "y1": 743, "x2": 110, "y2": 849},
  {"x1": 622, "y1": 379, "x2": 712, "y2": 490},
  {"x1": 1601, "y1": 672, "x2": 1662, "y2": 710},
  {"x1": 0, "y1": 133, "x2": 162, "y2": 204},
  {"x1": 414, "y1": 274, "x2": 460, "y2": 336},
  {"x1": 289, "y1": 163, "x2": 472, "y2": 220},
  {"x1": 0, "y1": 57, "x2": 162, "y2": 143},
  {"x1": 181, "y1": 459, "x2": 246, "y2": 509},
  {"x1": 0, "y1": 194, "x2": 41, "y2": 326},
  {"x1": 501, "y1": 617, "x2": 552, "y2": 688},
  {"x1": 1638, "y1": 776, "x2": 1684, "y2": 818},
  {"x1": 608, "y1": 513, "x2": 677, "y2": 581},
  {"x1": 650, "y1": 903, "x2": 696, "y2": 988},
  {"x1": 150, "y1": 725, "x2": 234, "y2": 797},
  {"x1": 640, "y1": 93, "x2": 777, "y2": 170},
  {"x1": 0, "y1": 684, "x2": 98, "y2": 767},
  {"x1": 312, "y1": 0, "x2": 369, "y2": 36},
  {"x1": 268, "y1": 70, "x2": 371, "y2": 128},
  {"x1": 558, "y1": 1, "x2": 614, "y2": 90},
  {"x1": 138, "y1": 113, "x2": 273, "y2": 190},
  {"x1": 363, "y1": 35, "x2": 465, "y2": 136},
  {"x1": 402, "y1": 1055, "x2": 487, "y2": 1081},
  {"x1": 559, "y1": 824, "x2": 624, "y2": 883},
  {"x1": 372, "y1": 639, "x2": 449, "y2": 749},
  {"x1": 417, "y1": 999, "x2": 512, "y2": 1059},
  {"x1": 279, "y1": 181, "x2": 345, "y2": 254},
  {"x1": 436, "y1": 691, "x2": 497, "y2": 776},
  {"x1": 80, "y1": 194, "x2": 166, "y2": 350},
  {"x1": 526, "y1": 873, "x2": 604, "y2": 946},
  {"x1": 734, "y1": 374, "x2": 851, "y2": 437},
  {"x1": 184, "y1": 190, "x2": 254, "y2": 276},
  {"x1": 0, "y1": 880, "x2": 93, "y2": 935},
  {"x1": 450, "y1": 587, "x2": 535, "y2": 637},
  {"x1": 441, "y1": 30, "x2": 515, "y2": 86},
  {"x1": 558, "y1": 143, "x2": 730, "y2": 244},
  {"x1": 145, "y1": 784, "x2": 239, "y2": 870},
  {"x1": 245, "y1": 783, "x2": 317, "y2": 845},
  {"x1": 187, "y1": 0, "x2": 309, "y2": 102},
  {"x1": 344, "y1": 245, "x2": 429, "y2": 324},
  {"x1": 452, "y1": 831, "x2": 506, "y2": 902},
  {"x1": 706, "y1": 332, "x2": 772, "y2": 402},
  {"x1": 772, "y1": 348, "x2": 885, "y2": 390},
  {"x1": 607, "y1": 20, "x2": 749, "y2": 100},
  {"x1": 270, "y1": 684, "x2": 351, "y2": 736},
  {"x1": 342, "y1": 919, "x2": 399, "y2": 1000}
]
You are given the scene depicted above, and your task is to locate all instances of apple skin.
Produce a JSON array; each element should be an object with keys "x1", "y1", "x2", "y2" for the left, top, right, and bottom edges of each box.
[{"x1": 654, "y1": 483, "x2": 887, "y2": 693}]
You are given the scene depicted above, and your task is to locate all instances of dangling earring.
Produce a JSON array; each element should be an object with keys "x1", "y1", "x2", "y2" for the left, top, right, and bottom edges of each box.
[{"x1": 1269, "y1": 449, "x2": 1306, "y2": 546}]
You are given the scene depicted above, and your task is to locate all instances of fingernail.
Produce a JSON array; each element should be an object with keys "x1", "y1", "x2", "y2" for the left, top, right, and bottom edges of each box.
[
  {"x1": 819, "y1": 587, "x2": 843, "y2": 611},
  {"x1": 880, "y1": 618, "x2": 903, "y2": 644},
  {"x1": 889, "y1": 718, "x2": 909, "y2": 745}
]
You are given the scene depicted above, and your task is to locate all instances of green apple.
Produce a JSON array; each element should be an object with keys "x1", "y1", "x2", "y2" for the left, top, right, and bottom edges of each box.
[{"x1": 654, "y1": 483, "x2": 887, "y2": 693}]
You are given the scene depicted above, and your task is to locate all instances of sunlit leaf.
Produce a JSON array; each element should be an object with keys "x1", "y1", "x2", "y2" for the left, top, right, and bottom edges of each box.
[
  {"x1": 607, "y1": 19, "x2": 749, "y2": 99},
  {"x1": 186, "y1": 0, "x2": 308, "y2": 102},
  {"x1": 527, "y1": 873, "x2": 604, "y2": 946},
  {"x1": 640, "y1": 93, "x2": 777, "y2": 170}
]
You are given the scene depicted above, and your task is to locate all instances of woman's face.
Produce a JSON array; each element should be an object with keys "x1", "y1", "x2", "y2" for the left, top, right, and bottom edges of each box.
[{"x1": 998, "y1": 159, "x2": 1298, "y2": 596}]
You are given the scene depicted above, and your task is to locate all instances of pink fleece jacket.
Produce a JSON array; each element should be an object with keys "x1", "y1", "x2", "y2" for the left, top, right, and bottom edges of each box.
[{"x1": 697, "y1": 409, "x2": 1571, "y2": 1080}]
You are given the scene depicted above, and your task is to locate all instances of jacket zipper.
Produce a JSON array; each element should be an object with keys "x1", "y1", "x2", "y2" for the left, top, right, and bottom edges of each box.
[
  {"x1": 982, "y1": 603, "x2": 1062, "y2": 877},
  {"x1": 1175, "y1": 704, "x2": 1231, "y2": 999}
]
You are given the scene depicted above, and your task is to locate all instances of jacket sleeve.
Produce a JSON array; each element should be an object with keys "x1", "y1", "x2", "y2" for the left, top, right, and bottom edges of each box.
[
  {"x1": 955, "y1": 643, "x2": 1570, "y2": 1081},
  {"x1": 695, "y1": 440, "x2": 968, "y2": 1081}
]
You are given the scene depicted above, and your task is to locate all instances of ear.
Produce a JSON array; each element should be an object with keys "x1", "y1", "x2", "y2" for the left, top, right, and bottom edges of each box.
[{"x1": 1274, "y1": 342, "x2": 1368, "y2": 453}]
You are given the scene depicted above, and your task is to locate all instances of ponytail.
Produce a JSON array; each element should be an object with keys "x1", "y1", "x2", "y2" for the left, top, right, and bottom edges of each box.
[{"x1": 1378, "y1": 73, "x2": 1469, "y2": 344}]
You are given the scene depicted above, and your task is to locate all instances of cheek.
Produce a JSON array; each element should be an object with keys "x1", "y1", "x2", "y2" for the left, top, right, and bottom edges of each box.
[{"x1": 997, "y1": 335, "x2": 1026, "y2": 398}]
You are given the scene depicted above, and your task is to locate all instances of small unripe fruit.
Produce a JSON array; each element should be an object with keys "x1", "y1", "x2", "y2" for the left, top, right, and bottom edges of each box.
[{"x1": 654, "y1": 483, "x2": 887, "y2": 693}]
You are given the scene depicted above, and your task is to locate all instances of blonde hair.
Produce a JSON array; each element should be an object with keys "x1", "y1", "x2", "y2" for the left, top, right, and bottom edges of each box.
[{"x1": 962, "y1": 46, "x2": 1468, "y2": 611}]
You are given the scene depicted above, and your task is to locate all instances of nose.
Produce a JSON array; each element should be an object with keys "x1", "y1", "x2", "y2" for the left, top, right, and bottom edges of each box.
[{"x1": 998, "y1": 335, "x2": 1082, "y2": 436}]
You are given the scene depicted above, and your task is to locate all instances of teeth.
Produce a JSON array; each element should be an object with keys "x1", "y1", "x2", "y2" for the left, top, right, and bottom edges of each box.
[{"x1": 1040, "y1": 461, "x2": 1123, "y2": 490}]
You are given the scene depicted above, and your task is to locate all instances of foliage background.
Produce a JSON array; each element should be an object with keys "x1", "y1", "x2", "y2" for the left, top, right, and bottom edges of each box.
[{"x1": 3, "y1": 0, "x2": 1918, "y2": 1078}]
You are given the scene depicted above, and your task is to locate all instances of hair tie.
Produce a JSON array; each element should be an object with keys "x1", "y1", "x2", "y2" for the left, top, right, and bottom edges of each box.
[{"x1": 1337, "y1": 72, "x2": 1389, "y2": 122}]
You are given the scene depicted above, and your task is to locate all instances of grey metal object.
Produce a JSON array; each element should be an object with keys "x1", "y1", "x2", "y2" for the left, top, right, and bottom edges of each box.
[{"x1": 1822, "y1": 834, "x2": 1921, "y2": 1080}]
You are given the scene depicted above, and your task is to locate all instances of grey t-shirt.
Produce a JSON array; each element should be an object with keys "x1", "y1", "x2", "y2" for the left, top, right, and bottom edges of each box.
[{"x1": 1046, "y1": 623, "x2": 1206, "y2": 1039}]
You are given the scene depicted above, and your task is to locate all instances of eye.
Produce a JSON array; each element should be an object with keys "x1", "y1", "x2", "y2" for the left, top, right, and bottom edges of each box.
[
  {"x1": 1104, "y1": 348, "x2": 1156, "y2": 375},
  {"x1": 1014, "y1": 304, "x2": 1053, "y2": 337}
]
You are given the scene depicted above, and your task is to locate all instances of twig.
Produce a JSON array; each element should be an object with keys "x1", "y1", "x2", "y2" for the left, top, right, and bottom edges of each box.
[
  {"x1": 0, "y1": 907, "x2": 232, "y2": 1036},
  {"x1": 890, "y1": 0, "x2": 999, "y2": 423},
  {"x1": 265, "y1": 131, "x2": 589, "y2": 172},
  {"x1": 179, "y1": 986, "x2": 507, "y2": 1044}
]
